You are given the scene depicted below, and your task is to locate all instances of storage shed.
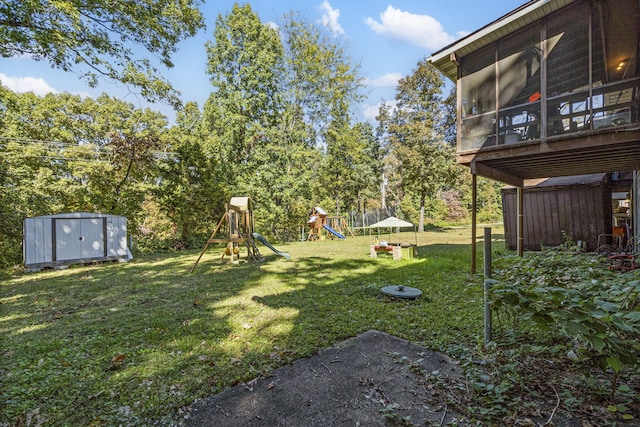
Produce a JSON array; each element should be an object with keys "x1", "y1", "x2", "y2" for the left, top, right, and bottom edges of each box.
[
  {"x1": 24, "y1": 212, "x2": 132, "y2": 270},
  {"x1": 501, "y1": 174, "x2": 612, "y2": 251}
]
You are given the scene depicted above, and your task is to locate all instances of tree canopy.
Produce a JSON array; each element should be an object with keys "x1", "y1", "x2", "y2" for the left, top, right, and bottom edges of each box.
[
  {"x1": 0, "y1": 0, "x2": 205, "y2": 106},
  {"x1": 204, "y1": 3, "x2": 284, "y2": 169},
  {"x1": 379, "y1": 59, "x2": 457, "y2": 231},
  {"x1": 203, "y1": 5, "x2": 374, "y2": 237},
  {"x1": 0, "y1": 3, "x2": 504, "y2": 269}
]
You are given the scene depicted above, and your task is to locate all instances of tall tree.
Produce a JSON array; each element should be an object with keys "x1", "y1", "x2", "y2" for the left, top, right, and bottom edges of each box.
[
  {"x1": 0, "y1": 0, "x2": 204, "y2": 106},
  {"x1": 238, "y1": 117, "x2": 318, "y2": 240},
  {"x1": 352, "y1": 122, "x2": 383, "y2": 215},
  {"x1": 376, "y1": 101, "x2": 399, "y2": 212},
  {"x1": 321, "y1": 119, "x2": 381, "y2": 217},
  {"x1": 204, "y1": 3, "x2": 284, "y2": 177},
  {"x1": 203, "y1": 8, "x2": 368, "y2": 239},
  {"x1": 280, "y1": 13, "x2": 364, "y2": 145},
  {"x1": 381, "y1": 59, "x2": 456, "y2": 232},
  {"x1": 158, "y1": 102, "x2": 226, "y2": 246},
  {"x1": 322, "y1": 118, "x2": 358, "y2": 215},
  {"x1": 279, "y1": 13, "x2": 367, "y2": 219}
]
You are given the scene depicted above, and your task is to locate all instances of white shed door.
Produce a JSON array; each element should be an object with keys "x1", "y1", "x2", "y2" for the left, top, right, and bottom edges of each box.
[{"x1": 55, "y1": 218, "x2": 104, "y2": 261}]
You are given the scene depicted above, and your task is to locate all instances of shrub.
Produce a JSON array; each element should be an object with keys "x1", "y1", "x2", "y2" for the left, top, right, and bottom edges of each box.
[{"x1": 491, "y1": 246, "x2": 640, "y2": 396}]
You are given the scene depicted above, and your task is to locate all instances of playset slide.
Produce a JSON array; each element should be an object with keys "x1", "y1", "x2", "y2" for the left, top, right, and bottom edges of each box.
[
  {"x1": 252, "y1": 233, "x2": 291, "y2": 259},
  {"x1": 323, "y1": 225, "x2": 346, "y2": 239}
]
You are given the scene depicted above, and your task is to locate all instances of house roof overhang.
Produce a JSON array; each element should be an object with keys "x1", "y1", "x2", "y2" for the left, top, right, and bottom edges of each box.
[
  {"x1": 428, "y1": 0, "x2": 640, "y2": 186},
  {"x1": 428, "y1": 0, "x2": 576, "y2": 82}
]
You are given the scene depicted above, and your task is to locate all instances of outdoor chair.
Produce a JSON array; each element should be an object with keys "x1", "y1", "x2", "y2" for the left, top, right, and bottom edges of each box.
[{"x1": 607, "y1": 235, "x2": 639, "y2": 272}]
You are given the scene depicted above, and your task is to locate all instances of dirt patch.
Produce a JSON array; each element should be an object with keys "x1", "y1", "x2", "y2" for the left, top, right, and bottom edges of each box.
[{"x1": 183, "y1": 330, "x2": 466, "y2": 426}]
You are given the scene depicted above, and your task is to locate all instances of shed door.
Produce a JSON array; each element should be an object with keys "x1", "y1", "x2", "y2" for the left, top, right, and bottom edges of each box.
[{"x1": 55, "y1": 218, "x2": 105, "y2": 261}]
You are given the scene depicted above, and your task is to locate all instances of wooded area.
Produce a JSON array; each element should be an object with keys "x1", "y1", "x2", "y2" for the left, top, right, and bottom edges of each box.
[{"x1": 0, "y1": 3, "x2": 503, "y2": 269}]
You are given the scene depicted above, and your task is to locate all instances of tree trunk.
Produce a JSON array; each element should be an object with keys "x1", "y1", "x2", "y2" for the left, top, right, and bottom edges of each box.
[
  {"x1": 381, "y1": 171, "x2": 387, "y2": 210},
  {"x1": 419, "y1": 191, "x2": 426, "y2": 233}
]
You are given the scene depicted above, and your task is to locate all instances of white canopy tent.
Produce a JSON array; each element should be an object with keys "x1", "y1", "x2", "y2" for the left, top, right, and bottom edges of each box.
[{"x1": 369, "y1": 216, "x2": 417, "y2": 247}]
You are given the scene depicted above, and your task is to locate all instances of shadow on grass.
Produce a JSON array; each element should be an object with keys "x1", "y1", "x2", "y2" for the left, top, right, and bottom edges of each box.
[
  {"x1": 1, "y1": 240, "x2": 497, "y2": 425},
  {"x1": 3, "y1": 252, "x2": 267, "y2": 424},
  {"x1": 251, "y1": 249, "x2": 484, "y2": 353}
]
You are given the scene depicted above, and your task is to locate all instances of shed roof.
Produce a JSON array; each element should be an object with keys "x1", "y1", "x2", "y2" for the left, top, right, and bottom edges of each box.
[
  {"x1": 501, "y1": 173, "x2": 606, "y2": 191},
  {"x1": 26, "y1": 212, "x2": 126, "y2": 220}
]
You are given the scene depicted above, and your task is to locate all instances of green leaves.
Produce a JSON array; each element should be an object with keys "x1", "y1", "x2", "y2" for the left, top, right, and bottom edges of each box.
[
  {"x1": 491, "y1": 246, "x2": 640, "y2": 397},
  {"x1": 205, "y1": 3, "x2": 284, "y2": 173},
  {"x1": 202, "y1": 6, "x2": 371, "y2": 227},
  {"x1": 606, "y1": 355, "x2": 624, "y2": 373},
  {"x1": 0, "y1": 91, "x2": 171, "y2": 265},
  {"x1": 1, "y1": 0, "x2": 205, "y2": 106},
  {"x1": 378, "y1": 59, "x2": 457, "y2": 230}
]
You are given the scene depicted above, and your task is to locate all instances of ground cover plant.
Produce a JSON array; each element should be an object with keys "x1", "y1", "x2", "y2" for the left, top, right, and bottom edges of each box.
[
  {"x1": 464, "y1": 245, "x2": 640, "y2": 425},
  {"x1": 1, "y1": 228, "x2": 485, "y2": 426}
]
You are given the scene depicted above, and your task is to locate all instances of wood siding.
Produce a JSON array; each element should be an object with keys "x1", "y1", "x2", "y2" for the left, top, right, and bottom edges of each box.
[{"x1": 501, "y1": 174, "x2": 612, "y2": 251}]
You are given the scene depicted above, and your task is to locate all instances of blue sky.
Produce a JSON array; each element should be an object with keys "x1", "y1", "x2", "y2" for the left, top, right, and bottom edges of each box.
[{"x1": 0, "y1": 1, "x2": 525, "y2": 124}]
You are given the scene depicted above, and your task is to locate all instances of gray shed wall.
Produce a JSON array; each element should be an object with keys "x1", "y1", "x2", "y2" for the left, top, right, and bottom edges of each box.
[{"x1": 24, "y1": 212, "x2": 130, "y2": 269}]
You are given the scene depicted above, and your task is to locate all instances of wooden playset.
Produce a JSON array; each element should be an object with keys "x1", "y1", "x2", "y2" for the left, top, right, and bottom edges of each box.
[
  {"x1": 307, "y1": 207, "x2": 328, "y2": 241},
  {"x1": 190, "y1": 197, "x2": 261, "y2": 271},
  {"x1": 306, "y1": 207, "x2": 353, "y2": 241},
  {"x1": 327, "y1": 215, "x2": 354, "y2": 238}
]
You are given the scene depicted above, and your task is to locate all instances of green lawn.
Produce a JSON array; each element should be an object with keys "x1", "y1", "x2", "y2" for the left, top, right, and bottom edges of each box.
[{"x1": 1, "y1": 226, "x2": 502, "y2": 425}]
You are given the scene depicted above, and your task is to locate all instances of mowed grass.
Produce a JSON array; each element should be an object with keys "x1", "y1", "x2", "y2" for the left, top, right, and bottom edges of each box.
[{"x1": 1, "y1": 225, "x2": 504, "y2": 425}]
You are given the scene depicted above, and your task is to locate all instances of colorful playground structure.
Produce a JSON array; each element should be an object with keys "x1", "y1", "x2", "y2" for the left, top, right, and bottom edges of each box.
[
  {"x1": 306, "y1": 207, "x2": 354, "y2": 241},
  {"x1": 190, "y1": 197, "x2": 289, "y2": 272}
]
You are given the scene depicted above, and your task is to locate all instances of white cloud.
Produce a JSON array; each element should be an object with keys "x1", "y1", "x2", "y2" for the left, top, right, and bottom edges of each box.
[
  {"x1": 318, "y1": 1, "x2": 345, "y2": 35},
  {"x1": 365, "y1": 6, "x2": 456, "y2": 51},
  {"x1": 365, "y1": 73, "x2": 403, "y2": 88},
  {"x1": 0, "y1": 73, "x2": 58, "y2": 96},
  {"x1": 0, "y1": 73, "x2": 92, "y2": 98}
]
